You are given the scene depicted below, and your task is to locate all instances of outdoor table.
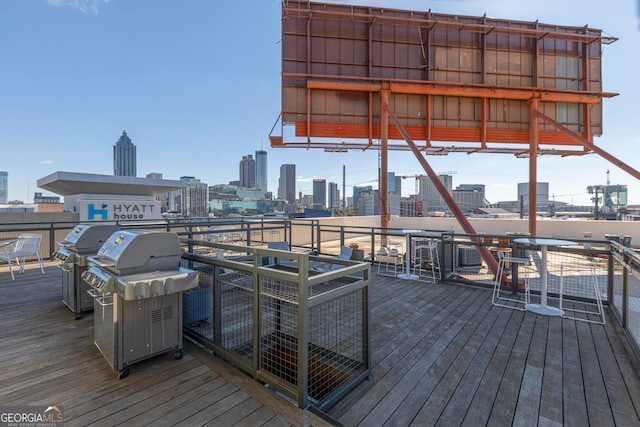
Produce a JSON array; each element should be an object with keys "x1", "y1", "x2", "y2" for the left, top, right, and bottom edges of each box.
[
  {"x1": 397, "y1": 229, "x2": 423, "y2": 280},
  {"x1": 514, "y1": 237, "x2": 578, "y2": 316}
]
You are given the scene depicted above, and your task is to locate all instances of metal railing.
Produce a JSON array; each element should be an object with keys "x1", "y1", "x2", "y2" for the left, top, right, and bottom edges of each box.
[{"x1": 1, "y1": 217, "x2": 639, "y2": 370}]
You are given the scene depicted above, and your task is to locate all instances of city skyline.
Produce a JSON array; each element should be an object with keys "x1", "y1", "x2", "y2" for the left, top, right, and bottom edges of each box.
[{"x1": 1, "y1": 1, "x2": 638, "y2": 206}]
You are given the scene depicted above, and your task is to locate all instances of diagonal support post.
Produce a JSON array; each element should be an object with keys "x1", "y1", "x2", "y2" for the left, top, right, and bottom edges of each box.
[
  {"x1": 534, "y1": 109, "x2": 640, "y2": 180},
  {"x1": 382, "y1": 101, "x2": 500, "y2": 276}
]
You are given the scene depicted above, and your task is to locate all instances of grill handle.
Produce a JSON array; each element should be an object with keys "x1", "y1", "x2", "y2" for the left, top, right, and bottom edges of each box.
[
  {"x1": 87, "y1": 289, "x2": 101, "y2": 299},
  {"x1": 95, "y1": 295, "x2": 114, "y2": 307},
  {"x1": 59, "y1": 263, "x2": 73, "y2": 272}
]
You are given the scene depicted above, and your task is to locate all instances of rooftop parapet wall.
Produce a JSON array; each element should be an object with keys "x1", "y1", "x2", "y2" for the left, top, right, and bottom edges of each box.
[{"x1": 295, "y1": 216, "x2": 639, "y2": 247}]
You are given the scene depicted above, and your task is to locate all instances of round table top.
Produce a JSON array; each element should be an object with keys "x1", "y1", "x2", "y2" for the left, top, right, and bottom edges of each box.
[{"x1": 513, "y1": 237, "x2": 578, "y2": 247}]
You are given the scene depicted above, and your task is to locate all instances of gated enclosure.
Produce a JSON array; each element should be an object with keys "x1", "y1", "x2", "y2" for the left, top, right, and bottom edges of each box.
[{"x1": 180, "y1": 241, "x2": 371, "y2": 410}]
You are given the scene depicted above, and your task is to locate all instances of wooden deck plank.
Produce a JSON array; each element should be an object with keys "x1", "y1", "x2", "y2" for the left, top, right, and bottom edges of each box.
[
  {"x1": 334, "y1": 285, "x2": 475, "y2": 425},
  {"x1": 460, "y1": 307, "x2": 525, "y2": 426},
  {"x1": 398, "y1": 292, "x2": 497, "y2": 426},
  {"x1": 118, "y1": 376, "x2": 231, "y2": 426},
  {"x1": 201, "y1": 395, "x2": 264, "y2": 426},
  {"x1": 354, "y1": 288, "x2": 482, "y2": 426},
  {"x1": 592, "y1": 317, "x2": 640, "y2": 425},
  {"x1": 79, "y1": 365, "x2": 215, "y2": 426},
  {"x1": 420, "y1": 291, "x2": 506, "y2": 426},
  {"x1": 0, "y1": 267, "x2": 296, "y2": 427},
  {"x1": 329, "y1": 282, "x2": 467, "y2": 419},
  {"x1": 562, "y1": 317, "x2": 590, "y2": 425},
  {"x1": 174, "y1": 389, "x2": 252, "y2": 426},
  {"x1": 538, "y1": 316, "x2": 564, "y2": 426},
  {"x1": 512, "y1": 314, "x2": 549, "y2": 425},
  {"x1": 229, "y1": 406, "x2": 285, "y2": 427}
]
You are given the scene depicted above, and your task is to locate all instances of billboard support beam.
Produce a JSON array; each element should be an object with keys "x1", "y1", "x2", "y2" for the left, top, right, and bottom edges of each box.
[
  {"x1": 529, "y1": 99, "x2": 539, "y2": 236},
  {"x1": 306, "y1": 78, "x2": 615, "y2": 104},
  {"x1": 534, "y1": 110, "x2": 640, "y2": 180},
  {"x1": 383, "y1": 100, "x2": 500, "y2": 276},
  {"x1": 380, "y1": 90, "x2": 390, "y2": 243}
]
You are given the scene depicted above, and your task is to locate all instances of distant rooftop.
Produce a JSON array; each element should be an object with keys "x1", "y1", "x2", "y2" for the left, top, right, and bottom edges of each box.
[{"x1": 37, "y1": 171, "x2": 186, "y2": 197}]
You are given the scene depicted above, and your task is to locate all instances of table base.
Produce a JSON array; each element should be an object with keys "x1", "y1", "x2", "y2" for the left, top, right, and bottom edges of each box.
[
  {"x1": 397, "y1": 273, "x2": 419, "y2": 280},
  {"x1": 525, "y1": 304, "x2": 564, "y2": 317}
]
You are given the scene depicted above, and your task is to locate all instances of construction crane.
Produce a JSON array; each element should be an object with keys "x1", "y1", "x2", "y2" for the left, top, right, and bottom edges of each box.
[{"x1": 399, "y1": 174, "x2": 420, "y2": 194}]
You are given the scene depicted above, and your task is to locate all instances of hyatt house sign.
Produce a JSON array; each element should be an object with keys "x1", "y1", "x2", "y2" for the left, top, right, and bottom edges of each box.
[{"x1": 79, "y1": 200, "x2": 161, "y2": 221}]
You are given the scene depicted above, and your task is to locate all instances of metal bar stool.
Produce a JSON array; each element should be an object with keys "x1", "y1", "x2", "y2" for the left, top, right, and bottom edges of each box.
[
  {"x1": 412, "y1": 239, "x2": 439, "y2": 283},
  {"x1": 492, "y1": 251, "x2": 531, "y2": 310},
  {"x1": 559, "y1": 259, "x2": 606, "y2": 324},
  {"x1": 376, "y1": 243, "x2": 403, "y2": 277}
]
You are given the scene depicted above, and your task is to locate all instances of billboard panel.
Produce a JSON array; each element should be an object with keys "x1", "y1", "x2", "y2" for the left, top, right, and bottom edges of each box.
[{"x1": 278, "y1": 1, "x2": 616, "y2": 155}]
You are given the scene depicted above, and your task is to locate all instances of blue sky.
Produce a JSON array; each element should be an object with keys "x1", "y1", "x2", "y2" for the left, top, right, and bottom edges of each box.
[{"x1": 1, "y1": 0, "x2": 639, "y2": 206}]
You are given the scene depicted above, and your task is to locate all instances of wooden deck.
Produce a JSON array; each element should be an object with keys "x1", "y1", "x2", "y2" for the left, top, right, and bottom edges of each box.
[
  {"x1": 327, "y1": 274, "x2": 640, "y2": 426},
  {"x1": 0, "y1": 264, "x2": 308, "y2": 427},
  {"x1": 1, "y1": 263, "x2": 640, "y2": 426}
]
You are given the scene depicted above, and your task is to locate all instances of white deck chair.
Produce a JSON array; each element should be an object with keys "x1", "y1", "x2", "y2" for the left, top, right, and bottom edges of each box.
[
  {"x1": 0, "y1": 233, "x2": 45, "y2": 280},
  {"x1": 329, "y1": 245, "x2": 353, "y2": 270}
]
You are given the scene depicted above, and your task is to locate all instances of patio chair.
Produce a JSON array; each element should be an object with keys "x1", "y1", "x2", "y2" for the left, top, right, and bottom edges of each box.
[
  {"x1": 0, "y1": 233, "x2": 45, "y2": 280},
  {"x1": 311, "y1": 245, "x2": 354, "y2": 272},
  {"x1": 329, "y1": 245, "x2": 353, "y2": 270},
  {"x1": 412, "y1": 239, "x2": 440, "y2": 283},
  {"x1": 266, "y1": 241, "x2": 292, "y2": 266},
  {"x1": 558, "y1": 259, "x2": 606, "y2": 324},
  {"x1": 492, "y1": 250, "x2": 531, "y2": 311},
  {"x1": 377, "y1": 243, "x2": 403, "y2": 277}
]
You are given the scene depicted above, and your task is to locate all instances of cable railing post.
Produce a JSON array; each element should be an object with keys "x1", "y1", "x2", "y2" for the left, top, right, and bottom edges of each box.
[
  {"x1": 311, "y1": 220, "x2": 322, "y2": 254},
  {"x1": 370, "y1": 228, "x2": 376, "y2": 264},
  {"x1": 48, "y1": 222, "x2": 56, "y2": 259},
  {"x1": 622, "y1": 250, "x2": 629, "y2": 328}
]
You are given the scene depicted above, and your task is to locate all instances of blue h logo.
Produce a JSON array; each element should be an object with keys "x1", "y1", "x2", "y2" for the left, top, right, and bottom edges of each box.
[{"x1": 88, "y1": 204, "x2": 109, "y2": 220}]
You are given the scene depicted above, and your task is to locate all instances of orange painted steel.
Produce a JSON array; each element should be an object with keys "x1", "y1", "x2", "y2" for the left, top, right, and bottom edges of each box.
[
  {"x1": 305, "y1": 78, "x2": 614, "y2": 104},
  {"x1": 295, "y1": 122, "x2": 588, "y2": 146},
  {"x1": 535, "y1": 109, "x2": 640, "y2": 181},
  {"x1": 383, "y1": 101, "x2": 500, "y2": 276},
  {"x1": 380, "y1": 90, "x2": 390, "y2": 230},
  {"x1": 529, "y1": 99, "x2": 540, "y2": 237}
]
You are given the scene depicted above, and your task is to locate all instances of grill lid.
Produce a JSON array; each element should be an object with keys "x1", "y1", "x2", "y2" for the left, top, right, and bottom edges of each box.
[
  {"x1": 58, "y1": 224, "x2": 120, "y2": 255},
  {"x1": 88, "y1": 230, "x2": 182, "y2": 275}
]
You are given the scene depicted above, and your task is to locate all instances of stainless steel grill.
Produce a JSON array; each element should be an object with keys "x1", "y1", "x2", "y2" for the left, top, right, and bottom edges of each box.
[
  {"x1": 54, "y1": 224, "x2": 119, "y2": 319},
  {"x1": 82, "y1": 230, "x2": 197, "y2": 379}
]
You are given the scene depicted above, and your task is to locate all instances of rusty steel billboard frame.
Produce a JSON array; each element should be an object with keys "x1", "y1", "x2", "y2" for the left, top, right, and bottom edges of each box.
[{"x1": 271, "y1": 1, "x2": 638, "y2": 269}]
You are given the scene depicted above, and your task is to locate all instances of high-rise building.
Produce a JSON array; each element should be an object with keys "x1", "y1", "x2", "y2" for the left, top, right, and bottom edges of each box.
[
  {"x1": 353, "y1": 185, "x2": 373, "y2": 209},
  {"x1": 255, "y1": 150, "x2": 268, "y2": 192},
  {"x1": 419, "y1": 174, "x2": 453, "y2": 212},
  {"x1": 517, "y1": 182, "x2": 550, "y2": 215},
  {"x1": 146, "y1": 173, "x2": 168, "y2": 212},
  {"x1": 180, "y1": 176, "x2": 209, "y2": 217},
  {"x1": 0, "y1": 171, "x2": 7, "y2": 204},
  {"x1": 278, "y1": 164, "x2": 296, "y2": 205},
  {"x1": 518, "y1": 182, "x2": 549, "y2": 204},
  {"x1": 312, "y1": 179, "x2": 327, "y2": 209},
  {"x1": 452, "y1": 184, "x2": 485, "y2": 214},
  {"x1": 113, "y1": 130, "x2": 136, "y2": 177},
  {"x1": 387, "y1": 172, "x2": 402, "y2": 194},
  {"x1": 328, "y1": 182, "x2": 340, "y2": 210},
  {"x1": 239, "y1": 155, "x2": 256, "y2": 189}
]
